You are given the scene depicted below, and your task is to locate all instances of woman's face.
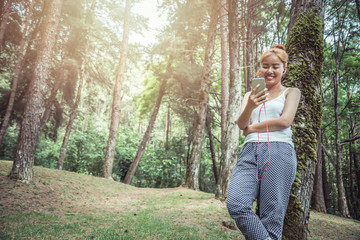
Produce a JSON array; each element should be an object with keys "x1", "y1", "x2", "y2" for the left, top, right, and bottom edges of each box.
[{"x1": 259, "y1": 54, "x2": 285, "y2": 88}]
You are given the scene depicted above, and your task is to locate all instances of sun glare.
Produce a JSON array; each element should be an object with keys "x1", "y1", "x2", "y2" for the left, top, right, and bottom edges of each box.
[{"x1": 132, "y1": 0, "x2": 167, "y2": 46}]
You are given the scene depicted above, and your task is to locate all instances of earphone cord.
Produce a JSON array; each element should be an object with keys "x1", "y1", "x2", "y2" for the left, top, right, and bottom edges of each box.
[{"x1": 256, "y1": 72, "x2": 285, "y2": 182}]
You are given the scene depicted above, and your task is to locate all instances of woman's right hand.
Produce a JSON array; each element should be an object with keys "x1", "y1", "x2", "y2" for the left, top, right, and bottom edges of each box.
[{"x1": 246, "y1": 84, "x2": 268, "y2": 110}]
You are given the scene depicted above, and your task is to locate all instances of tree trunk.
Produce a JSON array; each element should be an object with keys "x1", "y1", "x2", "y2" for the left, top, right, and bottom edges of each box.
[
  {"x1": 205, "y1": 113, "x2": 219, "y2": 184},
  {"x1": 282, "y1": 0, "x2": 325, "y2": 239},
  {"x1": 57, "y1": 70, "x2": 84, "y2": 170},
  {"x1": 311, "y1": 134, "x2": 326, "y2": 212},
  {"x1": 184, "y1": 0, "x2": 219, "y2": 190},
  {"x1": 355, "y1": 0, "x2": 360, "y2": 21},
  {"x1": 57, "y1": 0, "x2": 96, "y2": 170},
  {"x1": 322, "y1": 144, "x2": 331, "y2": 212},
  {"x1": 348, "y1": 149, "x2": 355, "y2": 218},
  {"x1": 0, "y1": 0, "x2": 34, "y2": 146},
  {"x1": 0, "y1": 0, "x2": 12, "y2": 46},
  {"x1": 354, "y1": 151, "x2": 360, "y2": 215},
  {"x1": 123, "y1": 58, "x2": 173, "y2": 184},
  {"x1": 219, "y1": 0, "x2": 228, "y2": 192},
  {"x1": 216, "y1": 0, "x2": 242, "y2": 199},
  {"x1": 9, "y1": 0, "x2": 63, "y2": 183},
  {"x1": 39, "y1": 75, "x2": 62, "y2": 133},
  {"x1": 332, "y1": 22, "x2": 350, "y2": 217},
  {"x1": 165, "y1": 105, "x2": 170, "y2": 150},
  {"x1": 102, "y1": 0, "x2": 132, "y2": 179},
  {"x1": 219, "y1": 0, "x2": 228, "y2": 157}
]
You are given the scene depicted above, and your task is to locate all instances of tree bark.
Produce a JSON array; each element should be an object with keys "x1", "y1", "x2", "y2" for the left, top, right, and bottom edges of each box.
[
  {"x1": 354, "y1": 151, "x2": 360, "y2": 215},
  {"x1": 219, "y1": 0, "x2": 229, "y2": 163},
  {"x1": 205, "y1": 113, "x2": 219, "y2": 184},
  {"x1": 57, "y1": 0, "x2": 96, "y2": 170},
  {"x1": 355, "y1": 0, "x2": 360, "y2": 21},
  {"x1": 102, "y1": 0, "x2": 132, "y2": 179},
  {"x1": 282, "y1": 0, "x2": 325, "y2": 239},
  {"x1": 311, "y1": 134, "x2": 326, "y2": 212},
  {"x1": 322, "y1": 144, "x2": 331, "y2": 212},
  {"x1": 216, "y1": 0, "x2": 242, "y2": 199},
  {"x1": 39, "y1": 75, "x2": 62, "y2": 133},
  {"x1": 0, "y1": 0, "x2": 34, "y2": 146},
  {"x1": 219, "y1": 0, "x2": 228, "y2": 193},
  {"x1": 9, "y1": 0, "x2": 63, "y2": 183},
  {"x1": 332, "y1": 17, "x2": 350, "y2": 217},
  {"x1": 123, "y1": 58, "x2": 173, "y2": 184},
  {"x1": 0, "y1": 0, "x2": 12, "y2": 46},
  {"x1": 321, "y1": 144, "x2": 331, "y2": 213},
  {"x1": 184, "y1": 0, "x2": 219, "y2": 190},
  {"x1": 165, "y1": 105, "x2": 170, "y2": 150}
]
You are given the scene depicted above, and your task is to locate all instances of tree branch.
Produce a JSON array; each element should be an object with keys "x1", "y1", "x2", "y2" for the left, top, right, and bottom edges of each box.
[{"x1": 341, "y1": 135, "x2": 360, "y2": 144}]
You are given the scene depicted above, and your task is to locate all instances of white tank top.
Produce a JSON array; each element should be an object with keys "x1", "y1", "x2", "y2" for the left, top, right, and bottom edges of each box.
[{"x1": 244, "y1": 88, "x2": 294, "y2": 147}]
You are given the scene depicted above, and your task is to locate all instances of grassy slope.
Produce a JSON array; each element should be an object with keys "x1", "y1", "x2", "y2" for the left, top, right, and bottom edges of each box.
[{"x1": 0, "y1": 160, "x2": 359, "y2": 240}]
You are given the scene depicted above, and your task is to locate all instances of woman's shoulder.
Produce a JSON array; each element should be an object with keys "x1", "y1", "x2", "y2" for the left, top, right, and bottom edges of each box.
[
  {"x1": 284, "y1": 88, "x2": 301, "y2": 105},
  {"x1": 285, "y1": 87, "x2": 301, "y2": 97}
]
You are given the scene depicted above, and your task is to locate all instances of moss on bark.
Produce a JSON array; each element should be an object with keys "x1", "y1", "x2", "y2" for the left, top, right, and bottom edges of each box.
[{"x1": 282, "y1": 10, "x2": 324, "y2": 240}]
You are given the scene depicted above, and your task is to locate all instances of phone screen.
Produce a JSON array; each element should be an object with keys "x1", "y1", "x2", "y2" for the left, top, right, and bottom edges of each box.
[{"x1": 251, "y1": 78, "x2": 265, "y2": 94}]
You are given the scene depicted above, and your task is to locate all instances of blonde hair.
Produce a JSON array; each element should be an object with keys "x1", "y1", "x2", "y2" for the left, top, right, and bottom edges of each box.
[{"x1": 260, "y1": 44, "x2": 288, "y2": 68}]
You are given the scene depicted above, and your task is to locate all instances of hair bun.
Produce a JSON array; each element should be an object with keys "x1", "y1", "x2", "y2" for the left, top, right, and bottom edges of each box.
[{"x1": 271, "y1": 44, "x2": 286, "y2": 51}]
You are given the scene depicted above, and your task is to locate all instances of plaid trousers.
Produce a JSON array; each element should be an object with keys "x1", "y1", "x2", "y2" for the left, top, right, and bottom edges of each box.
[{"x1": 227, "y1": 142, "x2": 297, "y2": 240}]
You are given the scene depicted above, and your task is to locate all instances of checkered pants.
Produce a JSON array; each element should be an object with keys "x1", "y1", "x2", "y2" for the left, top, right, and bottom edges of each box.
[{"x1": 227, "y1": 142, "x2": 297, "y2": 240}]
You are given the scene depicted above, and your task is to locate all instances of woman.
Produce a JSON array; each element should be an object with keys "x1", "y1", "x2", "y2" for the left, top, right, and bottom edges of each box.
[{"x1": 226, "y1": 44, "x2": 301, "y2": 240}]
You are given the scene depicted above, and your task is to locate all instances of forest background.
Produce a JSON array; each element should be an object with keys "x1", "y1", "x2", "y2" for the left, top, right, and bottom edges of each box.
[{"x1": 0, "y1": 0, "x2": 359, "y2": 236}]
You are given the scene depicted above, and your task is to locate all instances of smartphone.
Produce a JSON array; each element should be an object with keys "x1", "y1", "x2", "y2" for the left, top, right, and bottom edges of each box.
[{"x1": 251, "y1": 77, "x2": 265, "y2": 95}]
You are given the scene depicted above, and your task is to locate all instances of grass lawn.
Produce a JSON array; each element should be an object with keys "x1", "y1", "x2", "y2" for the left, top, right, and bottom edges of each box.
[{"x1": 1, "y1": 160, "x2": 359, "y2": 240}]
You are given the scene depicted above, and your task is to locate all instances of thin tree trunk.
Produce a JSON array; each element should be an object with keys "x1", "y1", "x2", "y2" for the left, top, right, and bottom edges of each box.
[
  {"x1": 219, "y1": 0, "x2": 228, "y2": 191},
  {"x1": 240, "y1": 1, "x2": 248, "y2": 91},
  {"x1": 102, "y1": 0, "x2": 132, "y2": 179},
  {"x1": 311, "y1": 133, "x2": 326, "y2": 212},
  {"x1": 348, "y1": 149, "x2": 355, "y2": 218},
  {"x1": 282, "y1": 0, "x2": 325, "y2": 238},
  {"x1": 216, "y1": 0, "x2": 242, "y2": 199},
  {"x1": 165, "y1": 105, "x2": 170, "y2": 150},
  {"x1": 205, "y1": 113, "x2": 219, "y2": 184},
  {"x1": 57, "y1": 0, "x2": 96, "y2": 170},
  {"x1": 9, "y1": 0, "x2": 63, "y2": 182},
  {"x1": 39, "y1": 76, "x2": 62, "y2": 133},
  {"x1": 123, "y1": 58, "x2": 173, "y2": 184},
  {"x1": 322, "y1": 144, "x2": 331, "y2": 212},
  {"x1": 184, "y1": 0, "x2": 219, "y2": 190},
  {"x1": 354, "y1": 152, "x2": 360, "y2": 214},
  {"x1": 0, "y1": 0, "x2": 12, "y2": 46},
  {"x1": 333, "y1": 27, "x2": 350, "y2": 217},
  {"x1": 355, "y1": 0, "x2": 360, "y2": 21},
  {"x1": 0, "y1": 0, "x2": 34, "y2": 146},
  {"x1": 57, "y1": 69, "x2": 84, "y2": 170}
]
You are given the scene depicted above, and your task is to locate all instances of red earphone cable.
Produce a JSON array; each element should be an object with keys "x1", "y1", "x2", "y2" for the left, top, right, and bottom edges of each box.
[{"x1": 256, "y1": 70, "x2": 285, "y2": 181}]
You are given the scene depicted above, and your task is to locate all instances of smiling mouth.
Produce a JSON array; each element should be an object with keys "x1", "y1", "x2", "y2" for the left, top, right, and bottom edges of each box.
[{"x1": 265, "y1": 76, "x2": 275, "y2": 80}]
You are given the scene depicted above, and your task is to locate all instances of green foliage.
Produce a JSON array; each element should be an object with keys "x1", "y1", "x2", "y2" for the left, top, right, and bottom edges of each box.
[
  {"x1": 132, "y1": 138, "x2": 187, "y2": 188},
  {"x1": 0, "y1": 125, "x2": 18, "y2": 160}
]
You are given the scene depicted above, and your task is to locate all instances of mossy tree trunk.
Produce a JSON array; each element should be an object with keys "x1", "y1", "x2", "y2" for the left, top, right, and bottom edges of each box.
[{"x1": 282, "y1": 0, "x2": 325, "y2": 239}]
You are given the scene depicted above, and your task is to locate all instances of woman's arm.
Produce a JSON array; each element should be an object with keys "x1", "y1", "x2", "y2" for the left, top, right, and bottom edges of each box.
[
  {"x1": 237, "y1": 85, "x2": 268, "y2": 130},
  {"x1": 243, "y1": 88, "x2": 301, "y2": 136}
]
